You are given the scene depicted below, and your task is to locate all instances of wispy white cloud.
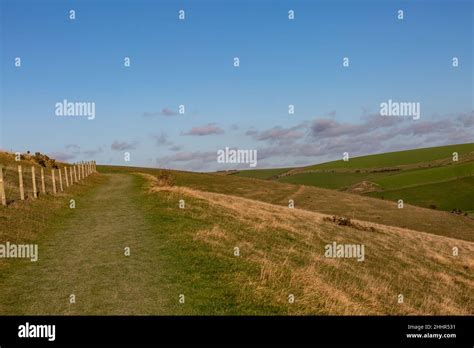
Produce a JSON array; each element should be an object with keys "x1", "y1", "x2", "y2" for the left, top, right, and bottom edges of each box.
[
  {"x1": 111, "y1": 141, "x2": 138, "y2": 151},
  {"x1": 182, "y1": 123, "x2": 225, "y2": 136},
  {"x1": 143, "y1": 108, "x2": 178, "y2": 117}
]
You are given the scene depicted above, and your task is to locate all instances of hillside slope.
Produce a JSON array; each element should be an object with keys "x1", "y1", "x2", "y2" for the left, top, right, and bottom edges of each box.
[
  {"x1": 233, "y1": 143, "x2": 474, "y2": 214},
  {"x1": 142, "y1": 173, "x2": 473, "y2": 315},
  {"x1": 100, "y1": 166, "x2": 474, "y2": 242}
]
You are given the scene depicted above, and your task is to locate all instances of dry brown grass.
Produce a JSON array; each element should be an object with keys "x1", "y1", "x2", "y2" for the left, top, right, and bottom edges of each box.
[
  {"x1": 134, "y1": 168, "x2": 474, "y2": 242},
  {"x1": 144, "y1": 173, "x2": 474, "y2": 315}
]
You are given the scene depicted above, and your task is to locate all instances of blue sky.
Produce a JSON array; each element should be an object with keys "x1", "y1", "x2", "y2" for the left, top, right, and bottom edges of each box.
[{"x1": 1, "y1": 0, "x2": 472, "y2": 171}]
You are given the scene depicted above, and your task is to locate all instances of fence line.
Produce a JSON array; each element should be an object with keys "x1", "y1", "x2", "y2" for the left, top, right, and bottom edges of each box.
[{"x1": 0, "y1": 160, "x2": 97, "y2": 206}]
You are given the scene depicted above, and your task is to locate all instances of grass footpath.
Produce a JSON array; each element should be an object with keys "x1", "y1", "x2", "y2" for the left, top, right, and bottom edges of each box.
[{"x1": 0, "y1": 174, "x2": 170, "y2": 314}]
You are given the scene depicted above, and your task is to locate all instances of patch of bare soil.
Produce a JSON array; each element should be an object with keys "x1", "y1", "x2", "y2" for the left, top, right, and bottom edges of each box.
[{"x1": 344, "y1": 180, "x2": 381, "y2": 194}]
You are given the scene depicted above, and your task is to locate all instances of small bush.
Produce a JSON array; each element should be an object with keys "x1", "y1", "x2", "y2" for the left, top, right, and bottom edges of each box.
[{"x1": 32, "y1": 152, "x2": 56, "y2": 168}]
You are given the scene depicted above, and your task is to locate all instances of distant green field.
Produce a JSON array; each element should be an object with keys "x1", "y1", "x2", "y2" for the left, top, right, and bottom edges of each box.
[
  {"x1": 278, "y1": 162, "x2": 474, "y2": 211},
  {"x1": 372, "y1": 161, "x2": 474, "y2": 190},
  {"x1": 303, "y1": 143, "x2": 474, "y2": 170},
  {"x1": 365, "y1": 176, "x2": 474, "y2": 212},
  {"x1": 277, "y1": 171, "x2": 384, "y2": 189},
  {"x1": 231, "y1": 144, "x2": 474, "y2": 214},
  {"x1": 233, "y1": 167, "x2": 292, "y2": 180},
  {"x1": 277, "y1": 161, "x2": 474, "y2": 191}
]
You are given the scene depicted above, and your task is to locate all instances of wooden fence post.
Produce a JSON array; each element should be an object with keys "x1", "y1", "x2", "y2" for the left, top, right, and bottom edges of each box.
[
  {"x1": 70, "y1": 166, "x2": 73, "y2": 185},
  {"x1": 31, "y1": 166, "x2": 37, "y2": 199},
  {"x1": 58, "y1": 167, "x2": 63, "y2": 192},
  {"x1": 65, "y1": 167, "x2": 69, "y2": 187},
  {"x1": 74, "y1": 165, "x2": 77, "y2": 182},
  {"x1": 18, "y1": 165, "x2": 25, "y2": 200},
  {"x1": 52, "y1": 169, "x2": 57, "y2": 195},
  {"x1": 41, "y1": 168, "x2": 46, "y2": 194},
  {"x1": 0, "y1": 166, "x2": 6, "y2": 206}
]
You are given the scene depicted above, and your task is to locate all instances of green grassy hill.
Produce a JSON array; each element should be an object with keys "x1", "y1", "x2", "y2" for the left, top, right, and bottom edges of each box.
[
  {"x1": 371, "y1": 161, "x2": 473, "y2": 189},
  {"x1": 303, "y1": 143, "x2": 474, "y2": 170},
  {"x1": 366, "y1": 176, "x2": 474, "y2": 213},
  {"x1": 234, "y1": 143, "x2": 474, "y2": 180},
  {"x1": 233, "y1": 143, "x2": 474, "y2": 214},
  {"x1": 232, "y1": 167, "x2": 293, "y2": 180}
]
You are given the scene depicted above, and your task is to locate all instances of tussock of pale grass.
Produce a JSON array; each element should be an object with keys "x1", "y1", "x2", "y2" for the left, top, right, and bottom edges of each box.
[{"x1": 194, "y1": 225, "x2": 230, "y2": 246}]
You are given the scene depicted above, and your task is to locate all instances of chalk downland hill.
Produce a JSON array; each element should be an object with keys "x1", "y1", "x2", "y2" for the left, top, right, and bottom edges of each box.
[{"x1": 233, "y1": 143, "x2": 474, "y2": 216}]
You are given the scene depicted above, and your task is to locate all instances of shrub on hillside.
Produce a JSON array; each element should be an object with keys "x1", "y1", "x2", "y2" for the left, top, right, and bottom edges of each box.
[
  {"x1": 156, "y1": 170, "x2": 175, "y2": 186},
  {"x1": 32, "y1": 151, "x2": 58, "y2": 168},
  {"x1": 451, "y1": 208, "x2": 468, "y2": 216}
]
